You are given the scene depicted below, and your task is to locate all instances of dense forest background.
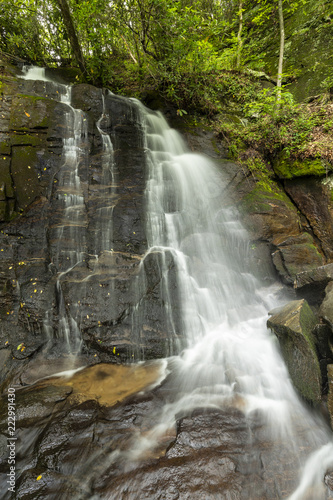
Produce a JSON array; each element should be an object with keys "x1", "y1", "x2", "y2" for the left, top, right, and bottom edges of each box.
[{"x1": 1, "y1": 0, "x2": 333, "y2": 176}]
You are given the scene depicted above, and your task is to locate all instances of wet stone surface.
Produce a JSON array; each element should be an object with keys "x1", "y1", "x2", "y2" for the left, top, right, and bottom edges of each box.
[{"x1": 0, "y1": 380, "x2": 320, "y2": 500}]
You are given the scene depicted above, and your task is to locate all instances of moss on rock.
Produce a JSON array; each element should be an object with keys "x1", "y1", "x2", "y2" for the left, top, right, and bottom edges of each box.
[
  {"x1": 273, "y1": 152, "x2": 330, "y2": 179},
  {"x1": 11, "y1": 146, "x2": 41, "y2": 209},
  {"x1": 10, "y1": 95, "x2": 56, "y2": 131},
  {"x1": 241, "y1": 185, "x2": 295, "y2": 214},
  {"x1": 267, "y1": 299, "x2": 322, "y2": 405},
  {"x1": 10, "y1": 133, "x2": 44, "y2": 147}
]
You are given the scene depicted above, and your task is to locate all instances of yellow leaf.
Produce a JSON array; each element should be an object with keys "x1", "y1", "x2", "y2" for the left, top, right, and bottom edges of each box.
[
  {"x1": 113, "y1": 347, "x2": 116, "y2": 354},
  {"x1": 25, "y1": 112, "x2": 30, "y2": 117},
  {"x1": 17, "y1": 343, "x2": 23, "y2": 350},
  {"x1": 36, "y1": 475, "x2": 42, "y2": 481}
]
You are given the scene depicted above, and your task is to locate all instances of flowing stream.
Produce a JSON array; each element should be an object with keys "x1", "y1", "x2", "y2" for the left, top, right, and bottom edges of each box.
[{"x1": 18, "y1": 66, "x2": 333, "y2": 499}]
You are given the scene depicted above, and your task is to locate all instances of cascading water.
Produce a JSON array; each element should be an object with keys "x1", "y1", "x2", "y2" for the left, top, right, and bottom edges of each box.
[
  {"x1": 51, "y1": 86, "x2": 88, "y2": 352},
  {"x1": 79, "y1": 101, "x2": 333, "y2": 499},
  {"x1": 16, "y1": 67, "x2": 333, "y2": 498},
  {"x1": 22, "y1": 67, "x2": 90, "y2": 352},
  {"x1": 94, "y1": 90, "x2": 116, "y2": 255}
]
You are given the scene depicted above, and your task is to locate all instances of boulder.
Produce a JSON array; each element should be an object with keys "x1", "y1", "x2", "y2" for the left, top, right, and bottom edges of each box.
[
  {"x1": 294, "y1": 263, "x2": 333, "y2": 304},
  {"x1": 319, "y1": 282, "x2": 333, "y2": 332},
  {"x1": 272, "y1": 233, "x2": 324, "y2": 285},
  {"x1": 267, "y1": 299, "x2": 322, "y2": 405}
]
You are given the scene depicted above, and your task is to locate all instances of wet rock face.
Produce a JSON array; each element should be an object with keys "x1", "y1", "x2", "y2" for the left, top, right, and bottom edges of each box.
[
  {"x1": 226, "y1": 173, "x2": 328, "y2": 285},
  {"x1": 294, "y1": 263, "x2": 333, "y2": 305},
  {"x1": 0, "y1": 71, "x2": 181, "y2": 366},
  {"x1": 284, "y1": 177, "x2": 333, "y2": 261},
  {"x1": 267, "y1": 299, "x2": 322, "y2": 405},
  {"x1": 0, "y1": 374, "x2": 320, "y2": 500}
]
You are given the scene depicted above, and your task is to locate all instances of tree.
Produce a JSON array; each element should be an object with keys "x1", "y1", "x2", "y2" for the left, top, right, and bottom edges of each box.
[
  {"x1": 251, "y1": 0, "x2": 305, "y2": 108},
  {"x1": 236, "y1": 1, "x2": 243, "y2": 70},
  {"x1": 276, "y1": 0, "x2": 285, "y2": 103},
  {"x1": 54, "y1": 0, "x2": 86, "y2": 75}
]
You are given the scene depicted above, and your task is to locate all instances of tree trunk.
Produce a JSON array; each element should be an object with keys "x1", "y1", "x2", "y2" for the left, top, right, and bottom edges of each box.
[
  {"x1": 55, "y1": 0, "x2": 86, "y2": 75},
  {"x1": 236, "y1": 1, "x2": 243, "y2": 70},
  {"x1": 277, "y1": 0, "x2": 285, "y2": 104}
]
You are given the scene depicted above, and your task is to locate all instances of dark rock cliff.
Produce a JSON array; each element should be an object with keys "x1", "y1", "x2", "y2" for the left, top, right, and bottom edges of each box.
[{"x1": 0, "y1": 63, "x2": 183, "y2": 388}]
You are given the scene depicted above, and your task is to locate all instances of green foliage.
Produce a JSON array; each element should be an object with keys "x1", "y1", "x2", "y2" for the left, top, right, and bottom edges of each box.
[
  {"x1": 244, "y1": 87, "x2": 296, "y2": 117},
  {"x1": 245, "y1": 156, "x2": 275, "y2": 191},
  {"x1": 320, "y1": 75, "x2": 333, "y2": 95},
  {"x1": 0, "y1": 0, "x2": 243, "y2": 88}
]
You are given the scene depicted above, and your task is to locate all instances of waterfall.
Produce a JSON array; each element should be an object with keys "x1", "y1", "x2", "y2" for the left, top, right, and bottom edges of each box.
[
  {"x1": 94, "y1": 101, "x2": 333, "y2": 499},
  {"x1": 17, "y1": 67, "x2": 333, "y2": 498},
  {"x1": 94, "y1": 90, "x2": 116, "y2": 255}
]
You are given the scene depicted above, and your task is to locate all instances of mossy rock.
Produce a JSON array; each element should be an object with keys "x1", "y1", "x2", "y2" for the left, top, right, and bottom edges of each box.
[
  {"x1": 0, "y1": 156, "x2": 14, "y2": 199},
  {"x1": 0, "y1": 201, "x2": 7, "y2": 221},
  {"x1": 239, "y1": 184, "x2": 302, "y2": 245},
  {"x1": 10, "y1": 95, "x2": 57, "y2": 131},
  {"x1": 272, "y1": 233, "x2": 324, "y2": 284},
  {"x1": 10, "y1": 133, "x2": 44, "y2": 147},
  {"x1": 11, "y1": 146, "x2": 41, "y2": 209},
  {"x1": 241, "y1": 185, "x2": 296, "y2": 214},
  {"x1": 0, "y1": 138, "x2": 11, "y2": 155},
  {"x1": 267, "y1": 299, "x2": 322, "y2": 405},
  {"x1": 273, "y1": 152, "x2": 330, "y2": 179}
]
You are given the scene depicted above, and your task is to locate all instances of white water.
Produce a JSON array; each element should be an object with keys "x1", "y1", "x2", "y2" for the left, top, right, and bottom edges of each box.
[
  {"x1": 19, "y1": 67, "x2": 333, "y2": 497},
  {"x1": 20, "y1": 66, "x2": 88, "y2": 352},
  {"x1": 21, "y1": 65, "x2": 54, "y2": 82},
  {"x1": 94, "y1": 90, "x2": 116, "y2": 255},
  {"x1": 99, "y1": 101, "x2": 333, "y2": 498}
]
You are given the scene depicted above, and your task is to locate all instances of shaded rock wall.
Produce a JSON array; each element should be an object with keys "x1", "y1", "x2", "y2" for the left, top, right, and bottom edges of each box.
[
  {"x1": 0, "y1": 66, "x2": 182, "y2": 373},
  {"x1": 223, "y1": 168, "x2": 332, "y2": 285}
]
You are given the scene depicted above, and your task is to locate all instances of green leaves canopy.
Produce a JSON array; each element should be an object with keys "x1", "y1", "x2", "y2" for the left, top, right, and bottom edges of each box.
[{"x1": 0, "y1": 0, "x2": 236, "y2": 84}]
